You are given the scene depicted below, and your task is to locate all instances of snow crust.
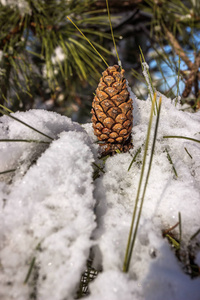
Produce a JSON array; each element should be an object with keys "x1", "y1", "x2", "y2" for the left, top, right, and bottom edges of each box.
[{"x1": 0, "y1": 93, "x2": 200, "y2": 300}]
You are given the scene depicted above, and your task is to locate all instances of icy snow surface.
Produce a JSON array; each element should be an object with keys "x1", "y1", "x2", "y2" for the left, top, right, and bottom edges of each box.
[{"x1": 0, "y1": 93, "x2": 200, "y2": 300}]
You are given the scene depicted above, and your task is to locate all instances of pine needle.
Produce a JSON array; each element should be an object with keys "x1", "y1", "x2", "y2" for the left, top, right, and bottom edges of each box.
[
  {"x1": 184, "y1": 147, "x2": 192, "y2": 159},
  {"x1": 190, "y1": 228, "x2": 200, "y2": 241},
  {"x1": 0, "y1": 104, "x2": 14, "y2": 113},
  {"x1": 0, "y1": 169, "x2": 16, "y2": 175},
  {"x1": 165, "y1": 234, "x2": 180, "y2": 250},
  {"x1": 106, "y1": 0, "x2": 121, "y2": 67},
  {"x1": 128, "y1": 147, "x2": 142, "y2": 171},
  {"x1": 0, "y1": 108, "x2": 54, "y2": 141},
  {"x1": 139, "y1": 46, "x2": 158, "y2": 113},
  {"x1": 165, "y1": 148, "x2": 178, "y2": 177},
  {"x1": 175, "y1": 54, "x2": 181, "y2": 106},
  {"x1": 0, "y1": 139, "x2": 50, "y2": 144},
  {"x1": 123, "y1": 94, "x2": 162, "y2": 273},
  {"x1": 67, "y1": 16, "x2": 109, "y2": 68},
  {"x1": 178, "y1": 212, "x2": 182, "y2": 244},
  {"x1": 24, "y1": 257, "x2": 36, "y2": 284},
  {"x1": 92, "y1": 162, "x2": 105, "y2": 174},
  {"x1": 163, "y1": 135, "x2": 200, "y2": 144}
]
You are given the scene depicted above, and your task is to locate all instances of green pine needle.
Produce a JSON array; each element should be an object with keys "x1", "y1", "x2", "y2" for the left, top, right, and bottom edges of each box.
[
  {"x1": 128, "y1": 147, "x2": 142, "y2": 171},
  {"x1": 0, "y1": 169, "x2": 16, "y2": 175},
  {"x1": 165, "y1": 148, "x2": 178, "y2": 177},
  {"x1": 0, "y1": 139, "x2": 50, "y2": 144},
  {"x1": 163, "y1": 136, "x2": 200, "y2": 144},
  {"x1": 123, "y1": 95, "x2": 162, "y2": 273},
  {"x1": 24, "y1": 257, "x2": 36, "y2": 285},
  {"x1": 0, "y1": 108, "x2": 54, "y2": 141},
  {"x1": 184, "y1": 147, "x2": 193, "y2": 159}
]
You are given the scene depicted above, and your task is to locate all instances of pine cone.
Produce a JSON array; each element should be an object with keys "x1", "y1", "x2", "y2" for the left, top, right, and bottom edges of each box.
[{"x1": 91, "y1": 65, "x2": 133, "y2": 156}]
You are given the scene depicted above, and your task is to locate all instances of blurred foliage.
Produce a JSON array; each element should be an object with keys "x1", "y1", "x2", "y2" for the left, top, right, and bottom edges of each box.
[
  {"x1": 0, "y1": 0, "x2": 113, "y2": 117},
  {"x1": 0, "y1": 0, "x2": 200, "y2": 122},
  {"x1": 115, "y1": 0, "x2": 200, "y2": 109}
]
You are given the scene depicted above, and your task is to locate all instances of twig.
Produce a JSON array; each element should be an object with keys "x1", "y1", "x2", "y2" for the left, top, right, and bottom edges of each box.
[{"x1": 163, "y1": 221, "x2": 179, "y2": 235}]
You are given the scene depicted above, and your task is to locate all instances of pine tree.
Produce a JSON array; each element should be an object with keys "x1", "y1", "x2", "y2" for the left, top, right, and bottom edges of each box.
[{"x1": 0, "y1": 0, "x2": 111, "y2": 115}]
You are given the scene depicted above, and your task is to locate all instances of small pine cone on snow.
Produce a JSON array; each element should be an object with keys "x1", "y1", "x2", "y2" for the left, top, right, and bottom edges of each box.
[{"x1": 91, "y1": 65, "x2": 133, "y2": 156}]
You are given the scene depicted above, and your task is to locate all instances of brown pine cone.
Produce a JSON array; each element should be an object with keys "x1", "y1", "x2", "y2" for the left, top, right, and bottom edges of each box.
[{"x1": 91, "y1": 65, "x2": 133, "y2": 156}]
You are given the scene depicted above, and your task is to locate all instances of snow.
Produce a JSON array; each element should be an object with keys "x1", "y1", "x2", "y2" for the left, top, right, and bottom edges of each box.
[
  {"x1": 52, "y1": 46, "x2": 66, "y2": 64},
  {"x1": 43, "y1": 46, "x2": 66, "y2": 79},
  {"x1": 0, "y1": 0, "x2": 31, "y2": 14},
  {"x1": 0, "y1": 91, "x2": 200, "y2": 300},
  {"x1": 0, "y1": 110, "x2": 96, "y2": 300},
  {"x1": 142, "y1": 62, "x2": 154, "y2": 97}
]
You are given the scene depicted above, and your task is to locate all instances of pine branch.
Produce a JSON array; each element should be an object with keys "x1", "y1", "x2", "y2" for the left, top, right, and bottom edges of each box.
[
  {"x1": 164, "y1": 25, "x2": 200, "y2": 103},
  {"x1": 182, "y1": 52, "x2": 200, "y2": 98},
  {"x1": 164, "y1": 26, "x2": 193, "y2": 70}
]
